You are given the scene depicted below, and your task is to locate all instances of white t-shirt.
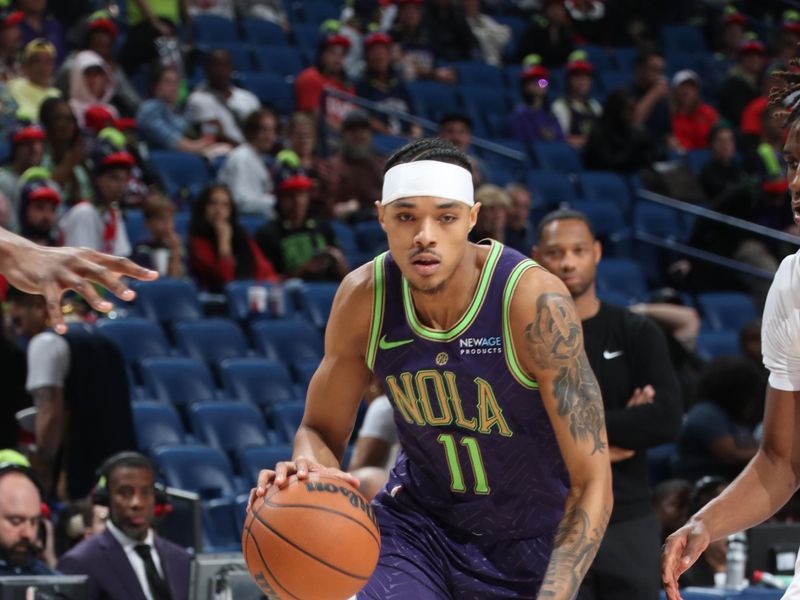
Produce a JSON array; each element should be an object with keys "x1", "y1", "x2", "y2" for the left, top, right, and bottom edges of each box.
[
  {"x1": 25, "y1": 332, "x2": 71, "y2": 393},
  {"x1": 185, "y1": 85, "x2": 260, "y2": 144},
  {"x1": 762, "y1": 249, "x2": 800, "y2": 392},
  {"x1": 59, "y1": 202, "x2": 131, "y2": 257},
  {"x1": 218, "y1": 143, "x2": 275, "y2": 217},
  {"x1": 761, "y1": 249, "x2": 800, "y2": 600}
]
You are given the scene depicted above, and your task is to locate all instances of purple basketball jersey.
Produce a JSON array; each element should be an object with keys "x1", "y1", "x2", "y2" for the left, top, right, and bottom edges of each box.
[{"x1": 367, "y1": 240, "x2": 569, "y2": 539}]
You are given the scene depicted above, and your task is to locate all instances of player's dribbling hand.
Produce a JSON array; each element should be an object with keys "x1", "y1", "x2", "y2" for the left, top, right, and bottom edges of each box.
[
  {"x1": 248, "y1": 456, "x2": 361, "y2": 511},
  {"x1": 661, "y1": 520, "x2": 711, "y2": 600}
]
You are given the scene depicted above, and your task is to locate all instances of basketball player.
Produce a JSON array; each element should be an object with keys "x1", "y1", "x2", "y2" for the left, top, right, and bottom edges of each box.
[
  {"x1": 661, "y1": 68, "x2": 800, "y2": 599},
  {"x1": 251, "y1": 137, "x2": 612, "y2": 599},
  {"x1": 0, "y1": 227, "x2": 157, "y2": 333}
]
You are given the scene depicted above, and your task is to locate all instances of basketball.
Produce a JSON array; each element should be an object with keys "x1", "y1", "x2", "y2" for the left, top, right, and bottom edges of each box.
[{"x1": 243, "y1": 474, "x2": 381, "y2": 599}]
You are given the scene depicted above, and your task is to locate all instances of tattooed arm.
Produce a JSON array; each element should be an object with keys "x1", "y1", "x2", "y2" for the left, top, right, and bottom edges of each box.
[{"x1": 510, "y1": 269, "x2": 613, "y2": 600}]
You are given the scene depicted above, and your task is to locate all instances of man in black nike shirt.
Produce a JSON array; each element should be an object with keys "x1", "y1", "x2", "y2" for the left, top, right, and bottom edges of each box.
[{"x1": 534, "y1": 208, "x2": 682, "y2": 600}]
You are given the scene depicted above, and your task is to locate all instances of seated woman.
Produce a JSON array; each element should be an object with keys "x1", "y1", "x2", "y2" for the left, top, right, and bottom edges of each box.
[
  {"x1": 188, "y1": 184, "x2": 278, "y2": 292},
  {"x1": 39, "y1": 97, "x2": 92, "y2": 204},
  {"x1": 136, "y1": 64, "x2": 227, "y2": 156}
]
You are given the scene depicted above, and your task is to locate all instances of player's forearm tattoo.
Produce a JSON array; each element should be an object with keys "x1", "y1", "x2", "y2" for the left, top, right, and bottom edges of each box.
[
  {"x1": 538, "y1": 506, "x2": 610, "y2": 598},
  {"x1": 525, "y1": 292, "x2": 606, "y2": 454}
]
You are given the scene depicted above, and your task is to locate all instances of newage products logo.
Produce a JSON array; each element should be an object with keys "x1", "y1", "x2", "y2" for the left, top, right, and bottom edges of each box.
[{"x1": 459, "y1": 336, "x2": 502, "y2": 355}]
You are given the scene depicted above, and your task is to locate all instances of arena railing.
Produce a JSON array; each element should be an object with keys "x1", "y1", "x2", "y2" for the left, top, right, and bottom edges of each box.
[{"x1": 635, "y1": 188, "x2": 800, "y2": 280}]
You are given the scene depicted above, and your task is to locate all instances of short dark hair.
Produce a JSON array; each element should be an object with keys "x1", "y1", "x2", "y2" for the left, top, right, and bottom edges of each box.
[
  {"x1": 634, "y1": 50, "x2": 664, "y2": 69},
  {"x1": 149, "y1": 63, "x2": 178, "y2": 90},
  {"x1": 536, "y1": 207, "x2": 596, "y2": 242},
  {"x1": 438, "y1": 112, "x2": 472, "y2": 130},
  {"x1": 242, "y1": 107, "x2": 277, "y2": 141},
  {"x1": 384, "y1": 136, "x2": 471, "y2": 174},
  {"x1": 100, "y1": 452, "x2": 156, "y2": 487}
]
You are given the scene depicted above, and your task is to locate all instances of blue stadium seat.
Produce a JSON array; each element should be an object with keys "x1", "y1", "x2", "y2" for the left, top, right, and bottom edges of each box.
[
  {"x1": 198, "y1": 42, "x2": 254, "y2": 72},
  {"x1": 647, "y1": 443, "x2": 676, "y2": 487},
  {"x1": 598, "y1": 71, "x2": 631, "y2": 97},
  {"x1": 578, "y1": 172, "x2": 633, "y2": 212},
  {"x1": 531, "y1": 142, "x2": 582, "y2": 174},
  {"x1": 292, "y1": 359, "x2": 319, "y2": 387},
  {"x1": 295, "y1": 282, "x2": 338, "y2": 330},
  {"x1": 0, "y1": 142, "x2": 9, "y2": 164},
  {"x1": 293, "y1": 0, "x2": 340, "y2": 23},
  {"x1": 696, "y1": 292, "x2": 758, "y2": 333},
  {"x1": 174, "y1": 319, "x2": 250, "y2": 367},
  {"x1": 372, "y1": 134, "x2": 408, "y2": 156},
  {"x1": 174, "y1": 212, "x2": 190, "y2": 240},
  {"x1": 685, "y1": 149, "x2": 711, "y2": 175},
  {"x1": 695, "y1": 330, "x2": 740, "y2": 360},
  {"x1": 124, "y1": 210, "x2": 147, "y2": 246},
  {"x1": 633, "y1": 203, "x2": 687, "y2": 242},
  {"x1": 329, "y1": 220, "x2": 358, "y2": 255},
  {"x1": 291, "y1": 24, "x2": 321, "y2": 60},
  {"x1": 665, "y1": 52, "x2": 698, "y2": 77},
  {"x1": 203, "y1": 498, "x2": 240, "y2": 551},
  {"x1": 237, "y1": 445, "x2": 293, "y2": 483},
  {"x1": 486, "y1": 114, "x2": 512, "y2": 138},
  {"x1": 526, "y1": 170, "x2": 577, "y2": 211},
  {"x1": 460, "y1": 85, "x2": 511, "y2": 120},
  {"x1": 219, "y1": 357, "x2": 297, "y2": 408},
  {"x1": 569, "y1": 200, "x2": 630, "y2": 256},
  {"x1": 579, "y1": 45, "x2": 613, "y2": 74},
  {"x1": 406, "y1": 81, "x2": 461, "y2": 120},
  {"x1": 595, "y1": 258, "x2": 648, "y2": 302},
  {"x1": 133, "y1": 279, "x2": 202, "y2": 328},
  {"x1": 192, "y1": 15, "x2": 239, "y2": 44},
  {"x1": 241, "y1": 18, "x2": 288, "y2": 46},
  {"x1": 271, "y1": 401, "x2": 306, "y2": 443},
  {"x1": 661, "y1": 25, "x2": 707, "y2": 55},
  {"x1": 252, "y1": 46, "x2": 305, "y2": 77},
  {"x1": 250, "y1": 319, "x2": 323, "y2": 364},
  {"x1": 153, "y1": 445, "x2": 238, "y2": 499},
  {"x1": 96, "y1": 318, "x2": 171, "y2": 374},
  {"x1": 239, "y1": 73, "x2": 295, "y2": 114},
  {"x1": 149, "y1": 151, "x2": 210, "y2": 202},
  {"x1": 611, "y1": 47, "x2": 638, "y2": 73},
  {"x1": 453, "y1": 62, "x2": 505, "y2": 88},
  {"x1": 132, "y1": 401, "x2": 186, "y2": 452},
  {"x1": 190, "y1": 401, "x2": 275, "y2": 460},
  {"x1": 140, "y1": 357, "x2": 217, "y2": 409},
  {"x1": 354, "y1": 220, "x2": 387, "y2": 254}
]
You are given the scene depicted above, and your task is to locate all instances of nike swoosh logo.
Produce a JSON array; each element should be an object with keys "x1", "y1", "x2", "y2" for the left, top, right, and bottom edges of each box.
[
  {"x1": 379, "y1": 335, "x2": 414, "y2": 350},
  {"x1": 603, "y1": 350, "x2": 623, "y2": 359}
]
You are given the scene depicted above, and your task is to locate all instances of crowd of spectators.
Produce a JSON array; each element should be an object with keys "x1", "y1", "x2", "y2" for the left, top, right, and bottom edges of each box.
[{"x1": 0, "y1": 0, "x2": 797, "y2": 594}]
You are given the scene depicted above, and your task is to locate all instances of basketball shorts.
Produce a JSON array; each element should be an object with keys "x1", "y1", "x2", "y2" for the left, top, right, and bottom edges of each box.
[{"x1": 357, "y1": 488, "x2": 554, "y2": 600}]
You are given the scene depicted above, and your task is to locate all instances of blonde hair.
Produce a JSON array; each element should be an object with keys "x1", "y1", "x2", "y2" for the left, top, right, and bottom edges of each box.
[{"x1": 475, "y1": 184, "x2": 511, "y2": 208}]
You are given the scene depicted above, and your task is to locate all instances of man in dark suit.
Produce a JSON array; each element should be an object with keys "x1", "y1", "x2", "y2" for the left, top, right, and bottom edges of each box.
[{"x1": 57, "y1": 453, "x2": 190, "y2": 600}]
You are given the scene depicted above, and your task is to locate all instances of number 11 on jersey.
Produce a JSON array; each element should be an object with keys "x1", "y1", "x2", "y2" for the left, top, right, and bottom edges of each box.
[{"x1": 436, "y1": 433, "x2": 490, "y2": 495}]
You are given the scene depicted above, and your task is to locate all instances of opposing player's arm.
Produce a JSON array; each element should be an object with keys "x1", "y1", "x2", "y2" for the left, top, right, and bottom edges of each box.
[
  {"x1": 662, "y1": 385, "x2": 800, "y2": 599},
  {"x1": 510, "y1": 270, "x2": 612, "y2": 600}
]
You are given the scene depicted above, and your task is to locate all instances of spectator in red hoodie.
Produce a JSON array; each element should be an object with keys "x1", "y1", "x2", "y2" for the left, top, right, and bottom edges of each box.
[
  {"x1": 188, "y1": 183, "x2": 278, "y2": 292},
  {"x1": 671, "y1": 69, "x2": 718, "y2": 151}
]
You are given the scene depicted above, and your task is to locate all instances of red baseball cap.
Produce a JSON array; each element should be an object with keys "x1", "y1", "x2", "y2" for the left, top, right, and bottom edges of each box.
[
  {"x1": 365, "y1": 32, "x2": 392, "y2": 49},
  {"x1": 88, "y1": 17, "x2": 118, "y2": 38},
  {"x1": 11, "y1": 125, "x2": 46, "y2": 145},
  {"x1": 1, "y1": 10, "x2": 24, "y2": 28}
]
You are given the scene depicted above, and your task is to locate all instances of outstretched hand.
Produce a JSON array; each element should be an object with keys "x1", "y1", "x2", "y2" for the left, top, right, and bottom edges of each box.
[
  {"x1": 661, "y1": 520, "x2": 711, "y2": 600},
  {"x1": 0, "y1": 231, "x2": 157, "y2": 333}
]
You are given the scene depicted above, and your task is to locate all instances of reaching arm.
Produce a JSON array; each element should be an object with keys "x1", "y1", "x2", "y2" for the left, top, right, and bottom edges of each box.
[
  {"x1": 511, "y1": 270, "x2": 612, "y2": 600},
  {"x1": 662, "y1": 385, "x2": 800, "y2": 599},
  {"x1": 0, "y1": 227, "x2": 156, "y2": 333}
]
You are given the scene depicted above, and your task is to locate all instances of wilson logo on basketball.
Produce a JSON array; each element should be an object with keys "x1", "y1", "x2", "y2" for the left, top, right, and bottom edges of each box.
[{"x1": 305, "y1": 481, "x2": 379, "y2": 527}]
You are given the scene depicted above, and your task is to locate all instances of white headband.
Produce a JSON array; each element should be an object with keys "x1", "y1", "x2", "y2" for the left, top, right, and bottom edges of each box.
[{"x1": 381, "y1": 160, "x2": 474, "y2": 206}]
